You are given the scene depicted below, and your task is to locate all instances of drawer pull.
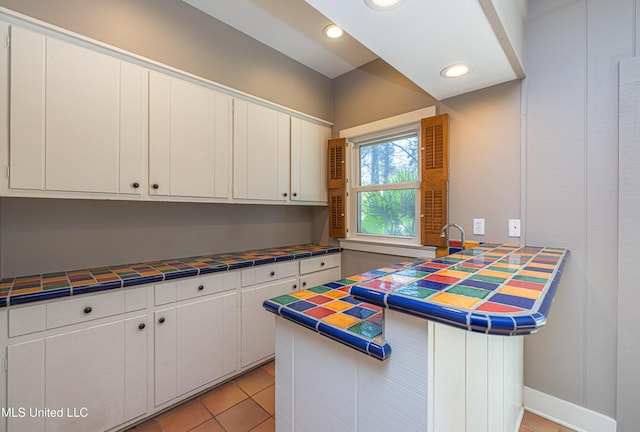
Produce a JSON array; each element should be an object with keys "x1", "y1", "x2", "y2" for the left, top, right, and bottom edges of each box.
[
  {"x1": 283, "y1": 192, "x2": 288, "y2": 197},
  {"x1": 302, "y1": 282, "x2": 307, "y2": 287},
  {"x1": 293, "y1": 192, "x2": 298, "y2": 197},
  {"x1": 270, "y1": 271, "x2": 275, "y2": 276},
  {"x1": 292, "y1": 284, "x2": 298, "y2": 290},
  {"x1": 138, "y1": 323, "x2": 146, "y2": 330},
  {"x1": 132, "y1": 182, "x2": 140, "y2": 189},
  {"x1": 158, "y1": 317, "x2": 165, "y2": 324},
  {"x1": 321, "y1": 262, "x2": 325, "y2": 266},
  {"x1": 198, "y1": 285, "x2": 204, "y2": 291},
  {"x1": 152, "y1": 183, "x2": 159, "y2": 190},
  {"x1": 83, "y1": 306, "x2": 92, "y2": 314}
]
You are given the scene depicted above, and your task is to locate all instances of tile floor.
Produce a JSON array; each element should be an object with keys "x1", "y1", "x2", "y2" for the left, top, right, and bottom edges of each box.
[{"x1": 126, "y1": 360, "x2": 573, "y2": 432}]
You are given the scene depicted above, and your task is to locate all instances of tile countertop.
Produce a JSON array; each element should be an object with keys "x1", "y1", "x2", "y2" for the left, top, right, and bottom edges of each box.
[
  {"x1": 263, "y1": 243, "x2": 569, "y2": 361},
  {"x1": 0, "y1": 244, "x2": 342, "y2": 307}
]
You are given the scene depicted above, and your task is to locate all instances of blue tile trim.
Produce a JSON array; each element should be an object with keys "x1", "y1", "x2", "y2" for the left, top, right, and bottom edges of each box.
[
  {"x1": 199, "y1": 265, "x2": 230, "y2": 274},
  {"x1": 350, "y1": 286, "x2": 387, "y2": 307},
  {"x1": 122, "y1": 275, "x2": 164, "y2": 288},
  {"x1": 0, "y1": 297, "x2": 6, "y2": 308},
  {"x1": 253, "y1": 258, "x2": 276, "y2": 266},
  {"x1": 163, "y1": 269, "x2": 199, "y2": 280},
  {"x1": 274, "y1": 254, "x2": 295, "y2": 261},
  {"x1": 293, "y1": 252, "x2": 312, "y2": 259},
  {"x1": 9, "y1": 288, "x2": 71, "y2": 306},
  {"x1": 73, "y1": 280, "x2": 124, "y2": 295},
  {"x1": 228, "y1": 261, "x2": 254, "y2": 270}
]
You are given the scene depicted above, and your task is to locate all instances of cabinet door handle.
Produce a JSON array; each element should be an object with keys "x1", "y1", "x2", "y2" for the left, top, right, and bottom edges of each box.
[
  {"x1": 302, "y1": 282, "x2": 307, "y2": 287},
  {"x1": 83, "y1": 306, "x2": 92, "y2": 314},
  {"x1": 283, "y1": 192, "x2": 288, "y2": 197},
  {"x1": 292, "y1": 284, "x2": 298, "y2": 290},
  {"x1": 198, "y1": 285, "x2": 204, "y2": 291},
  {"x1": 132, "y1": 182, "x2": 140, "y2": 189},
  {"x1": 152, "y1": 183, "x2": 159, "y2": 190},
  {"x1": 321, "y1": 262, "x2": 325, "y2": 266},
  {"x1": 158, "y1": 317, "x2": 165, "y2": 324},
  {"x1": 293, "y1": 192, "x2": 298, "y2": 197},
  {"x1": 270, "y1": 271, "x2": 275, "y2": 276},
  {"x1": 138, "y1": 323, "x2": 146, "y2": 330}
]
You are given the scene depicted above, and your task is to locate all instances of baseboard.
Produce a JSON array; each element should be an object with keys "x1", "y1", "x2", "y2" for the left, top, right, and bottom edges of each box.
[{"x1": 523, "y1": 387, "x2": 617, "y2": 432}]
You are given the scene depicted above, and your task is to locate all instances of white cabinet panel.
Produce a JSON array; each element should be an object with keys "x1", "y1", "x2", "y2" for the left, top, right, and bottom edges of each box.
[
  {"x1": 124, "y1": 315, "x2": 148, "y2": 421},
  {"x1": 233, "y1": 99, "x2": 290, "y2": 201},
  {"x1": 8, "y1": 27, "x2": 147, "y2": 195},
  {"x1": 291, "y1": 117, "x2": 330, "y2": 203},
  {"x1": 7, "y1": 339, "x2": 45, "y2": 432},
  {"x1": 154, "y1": 307, "x2": 177, "y2": 406},
  {"x1": 149, "y1": 72, "x2": 231, "y2": 199}
]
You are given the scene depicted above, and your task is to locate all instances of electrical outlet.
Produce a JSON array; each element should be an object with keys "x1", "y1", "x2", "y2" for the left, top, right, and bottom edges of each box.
[
  {"x1": 508, "y1": 219, "x2": 521, "y2": 237},
  {"x1": 473, "y1": 218, "x2": 485, "y2": 235}
]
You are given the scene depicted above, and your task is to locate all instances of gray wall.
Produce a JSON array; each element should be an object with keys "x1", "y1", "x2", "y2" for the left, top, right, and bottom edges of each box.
[
  {"x1": 524, "y1": 0, "x2": 634, "y2": 422},
  {"x1": 0, "y1": 199, "x2": 315, "y2": 277}
]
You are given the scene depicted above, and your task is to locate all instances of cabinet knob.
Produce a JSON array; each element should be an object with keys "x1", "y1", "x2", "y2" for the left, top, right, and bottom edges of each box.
[
  {"x1": 132, "y1": 182, "x2": 140, "y2": 189},
  {"x1": 138, "y1": 323, "x2": 146, "y2": 330},
  {"x1": 292, "y1": 284, "x2": 298, "y2": 290},
  {"x1": 83, "y1": 306, "x2": 92, "y2": 314},
  {"x1": 293, "y1": 192, "x2": 297, "y2": 197},
  {"x1": 198, "y1": 285, "x2": 204, "y2": 291},
  {"x1": 302, "y1": 282, "x2": 307, "y2": 287},
  {"x1": 270, "y1": 271, "x2": 275, "y2": 276},
  {"x1": 152, "y1": 183, "x2": 159, "y2": 190},
  {"x1": 283, "y1": 192, "x2": 288, "y2": 197},
  {"x1": 321, "y1": 262, "x2": 325, "y2": 266},
  {"x1": 158, "y1": 317, "x2": 165, "y2": 324}
]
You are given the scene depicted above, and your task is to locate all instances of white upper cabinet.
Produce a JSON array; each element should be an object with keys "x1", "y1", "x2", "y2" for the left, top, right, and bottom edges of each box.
[
  {"x1": 233, "y1": 99, "x2": 290, "y2": 202},
  {"x1": 291, "y1": 117, "x2": 330, "y2": 203},
  {"x1": 149, "y1": 72, "x2": 231, "y2": 199},
  {"x1": 8, "y1": 26, "x2": 147, "y2": 195}
]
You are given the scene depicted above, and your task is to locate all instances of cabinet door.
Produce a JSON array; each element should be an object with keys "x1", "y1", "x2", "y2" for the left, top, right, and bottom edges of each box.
[
  {"x1": 233, "y1": 99, "x2": 290, "y2": 201},
  {"x1": 45, "y1": 321, "x2": 125, "y2": 432},
  {"x1": 291, "y1": 117, "x2": 330, "y2": 203},
  {"x1": 241, "y1": 277, "x2": 298, "y2": 367},
  {"x1": 176, "y1": 291, "x2": 238, "y2": 396},
  {"x1": 149, "y1": 72, "x2": 231, "y2": 198},
  {"x1": 154, "y1": 307, "x2": 177, "y2": 406},
  {"x1": 7, "y1": 339, "x2": 45, "y2": 432},
  {"x1": 124, "y1": 315, "x2": 149, "y2": 421},
  {"x1": 9, "y1": 27, "x2": 147, "y2": 194}
]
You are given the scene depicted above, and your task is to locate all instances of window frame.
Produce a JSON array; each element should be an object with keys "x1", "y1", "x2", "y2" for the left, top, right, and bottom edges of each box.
[{"x1": 348, "y1": 127, "x2": 422, "y2": 246}]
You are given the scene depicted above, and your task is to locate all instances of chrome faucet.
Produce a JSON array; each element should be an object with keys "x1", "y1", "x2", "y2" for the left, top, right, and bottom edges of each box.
[{"x1": 440, "y1": 223, "x2": 466, "y2": 250}]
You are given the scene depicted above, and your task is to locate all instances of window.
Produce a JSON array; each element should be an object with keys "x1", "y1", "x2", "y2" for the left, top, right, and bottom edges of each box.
[{"x1": 349, "y1": 128, "x2": 421, "y2": 245}]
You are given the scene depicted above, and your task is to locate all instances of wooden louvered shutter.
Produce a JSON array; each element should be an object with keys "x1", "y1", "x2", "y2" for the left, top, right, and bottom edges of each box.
[
  {"x1": 420, "y1": 114, "x2": 449, "y2": 246},
  {"x1": 328, "y1": 138, "x2": 346, "y2": 238}
]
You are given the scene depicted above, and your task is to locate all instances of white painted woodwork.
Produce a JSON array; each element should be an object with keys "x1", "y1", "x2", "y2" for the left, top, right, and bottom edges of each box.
[
  {"x1": 290, "y1": 117, "x2": 330, "y2": 203},
  {"x1": 298, "y1": 254, "x2": 340, "y2": 275},
  {"x1": 149, "y1": 72, "x2": 231, "y2": 199},
  {"x1": 8, "y1": 27, "x2": 147, "y2": 195},
  {"x1": 274, "y1": 309, "x2": 524, "y2": 432},
  {"x1": 299, "y1": 267, "x2": 341, "y2": 291},
  {"x1": 176, "y1": 271, "x2": 241, "y2": 302},
  {"x1": 154, "y1": 291, "x2": 239, "y2": 406},
  {"x1": 9, "y1": 303, "x2": 46, "y2": 337},
  {"x1": 45, "y1": 290, "x2": 125, "y2": 329},
  {"x1": 8, "y1": 26, "x2": 45, "y2": 190},
  {"x1": 233, "y1": 99, "x2": 290, "y2": 201},
  {"x1": 241, "y1": 261, "x2": 298, "y2": 287},
  {"x1": 7, "y1": 339, "x2": 45, "y2": 432},
  {"x1": 124, "y1": 315, "x2": 148, "y2": 421},
  {"x1": 241, "y1": 277, "x2": 298, "y2": 367},
  {"x1": 45, "y1": 321, "x2": 125, "y2": 432}
]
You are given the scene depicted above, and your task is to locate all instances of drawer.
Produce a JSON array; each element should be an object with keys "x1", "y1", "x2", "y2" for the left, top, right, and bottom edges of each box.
[
  {"x1": 176, "y1": 271, "x2": 241, "y2": 301},
  {"x1": 9, "y1": 303, "x2": 46, "y2": 337},
  {"x1": 46, "y1": 290, "x2": 125, "y2": 329},
  {"x1": 241, "y1": 261, "x2": 297, "y2": 287},
  {"x1": 155, "y1": 271, "x2": 241, "y2": 305},
  {"x1": 299, "y1": 254, "x2": 340, "y2": 275},
  {"x1": 300, "y1": 267, "x2": 341, "y2": 291}
]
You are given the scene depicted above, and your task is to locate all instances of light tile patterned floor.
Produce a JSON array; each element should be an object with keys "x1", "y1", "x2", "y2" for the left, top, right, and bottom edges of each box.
[{"x1": 127, "y1": 360, "x2": 572, "y2": 432}]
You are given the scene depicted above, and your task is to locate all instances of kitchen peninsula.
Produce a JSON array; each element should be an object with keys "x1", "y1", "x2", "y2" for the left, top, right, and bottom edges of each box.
[{"x1": 264, "y1": 243, "x2": 569, "y2": 432}]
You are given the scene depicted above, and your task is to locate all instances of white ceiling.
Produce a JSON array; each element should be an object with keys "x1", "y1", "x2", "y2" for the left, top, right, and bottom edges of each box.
[{"x1": 182, "y1": 0, "x2": 526, "y2": 100}]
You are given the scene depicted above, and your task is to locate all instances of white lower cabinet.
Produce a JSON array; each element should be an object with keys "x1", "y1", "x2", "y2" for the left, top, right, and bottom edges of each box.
[
  {"x1": 154, "y1": 291, "x2": 238, "y2": 406},
  {"x1": 6, "y1": 314, "x2": 148, "y2": 432}
]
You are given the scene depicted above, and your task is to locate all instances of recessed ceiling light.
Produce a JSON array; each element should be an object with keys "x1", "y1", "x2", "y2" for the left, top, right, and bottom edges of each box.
[
  {"x1": 440, "y1": 64, "x2": 472, "y2": 78},
  {"x1": 364, "y1": 0, "x2": 406, "y2": 11},
  {"x1": 323, "y1": 24, "x2": 344, "y2": 39}
]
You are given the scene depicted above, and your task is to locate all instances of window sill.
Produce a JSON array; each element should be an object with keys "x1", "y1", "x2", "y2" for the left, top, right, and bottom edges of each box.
[{"x1": 339, "y1": 239, "x2": 437, "y2": 259}]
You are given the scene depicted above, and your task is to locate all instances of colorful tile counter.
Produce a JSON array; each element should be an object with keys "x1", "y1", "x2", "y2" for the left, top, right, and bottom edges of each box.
[
  {"x1": 0, "y1": 244, "x2": 341, "y2": 307},
  {"x1": 263, "y1": 243, "x2": 569, "y2": 361}
]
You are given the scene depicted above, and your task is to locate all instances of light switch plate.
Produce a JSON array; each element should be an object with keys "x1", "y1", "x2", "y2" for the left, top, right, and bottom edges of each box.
[
  {"x1": 508, "y1": 219, "x2": 521, "y2": 237},
  {"x1": 473, "y1": 218, "x2": 485, "y2": 235}
]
